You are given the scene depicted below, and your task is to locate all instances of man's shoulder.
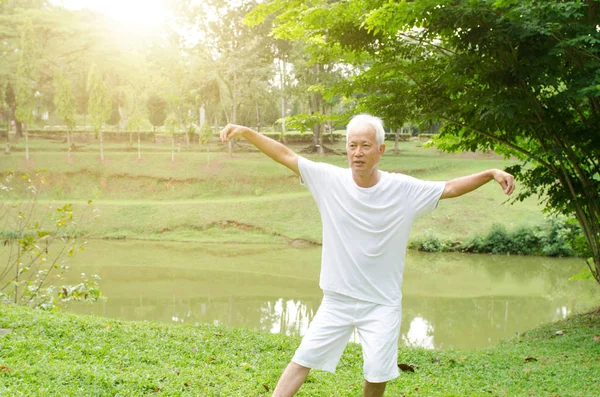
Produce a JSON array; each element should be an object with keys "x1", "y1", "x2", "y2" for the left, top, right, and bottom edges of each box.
[
  {"x1": 382, "y1": 170, "x2": 414, "y2": 183},
  {"x1": 299, "y1": 156, "x2": 346, "y2": 173}
]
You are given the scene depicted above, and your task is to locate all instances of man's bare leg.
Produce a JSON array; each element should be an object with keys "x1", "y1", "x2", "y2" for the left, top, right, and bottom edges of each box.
[
  {"x1": 272, "y1": 361, "x2": 311, "y2": 397},
  {"x1": 363, "y1": 380, "x2": 387, "y2": 397}
]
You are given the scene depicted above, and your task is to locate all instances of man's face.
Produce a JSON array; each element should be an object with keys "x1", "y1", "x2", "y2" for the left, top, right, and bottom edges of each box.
[{"x1": 346, "y1": 123, "x2": 385, "y2": 176}]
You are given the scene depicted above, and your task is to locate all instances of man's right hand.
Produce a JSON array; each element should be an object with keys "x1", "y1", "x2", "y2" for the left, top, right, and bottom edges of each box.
[
  {"x1": 217, "y1": 123, "x2": 300, "y2": 175},
  {"x1": 220, "y1": 124, "x2": 250, "y2": 142}
]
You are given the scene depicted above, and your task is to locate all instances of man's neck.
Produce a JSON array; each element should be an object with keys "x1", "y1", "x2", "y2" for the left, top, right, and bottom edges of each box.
[{"x1": 352, "y1": 169, "x2": 381, "y2": 188}]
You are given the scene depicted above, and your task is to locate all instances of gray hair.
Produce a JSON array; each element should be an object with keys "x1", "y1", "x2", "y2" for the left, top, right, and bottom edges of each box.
[{"x1": 346, "y1": 114, "x2": 385, "y2": 146}]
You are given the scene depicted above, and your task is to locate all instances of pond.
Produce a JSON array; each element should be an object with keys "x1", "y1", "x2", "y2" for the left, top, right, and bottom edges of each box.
[{"x1": 60, "y1": 240, "x2": 599, "y2": 350}]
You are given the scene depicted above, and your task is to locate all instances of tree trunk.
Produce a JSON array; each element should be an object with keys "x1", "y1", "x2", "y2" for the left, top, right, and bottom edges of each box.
[
  {"x1": 394, "y1": 128, "x2": 400, "y2": 153},
  {"x1": 230, "y1": 67, "x2": 237, "y2": 159},
  {"x1": 318, "y1": 124, "x2": 324, "y2": 156},
  {"x1": 312, "y1": 118, "x2": 319, "y2": 148},
  {"x1": 255, "y1": 100, "x2": 260, "y2": 133},
  {"x1": 67, "y1": 128, "x2": 72, "y2": 163},
  {"x1": 100, "y1": 130, "x2": 104, "y2": 163},
  {"x1": 137, "y1": 130, "x2": 141, "y2": 161},
  {"x1": 24, "y1": 123, "x2": 29, "y2": 162},
  {"x1": 15, "y1": 119, "x2": 22, "y2": 138},
  {"x1": 280, "y1": 58, "x2": 287, "y2": 141},
  {"x1": 171, "y1": 134, "x2": 175, "y2": 163},
  {"x1": 310, "y1": 64, "x2": 324, "y2": 155},
  {"x1": 5, "y1": 117, "x2": 9, "y2": 154}
]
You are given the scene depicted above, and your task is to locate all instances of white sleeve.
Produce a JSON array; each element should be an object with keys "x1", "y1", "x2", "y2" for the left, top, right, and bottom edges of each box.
[
  {"x1": 401, "y1": 175, "x2": 445, "y2": 218},
  {"x1": 297, "y1": 156, "x2": 334, "y2": 201}
]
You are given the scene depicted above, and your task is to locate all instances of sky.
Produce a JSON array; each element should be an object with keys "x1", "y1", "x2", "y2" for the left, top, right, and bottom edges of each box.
[{"x1": 52, "y1": 0, "x2": 172, "y2": 30}]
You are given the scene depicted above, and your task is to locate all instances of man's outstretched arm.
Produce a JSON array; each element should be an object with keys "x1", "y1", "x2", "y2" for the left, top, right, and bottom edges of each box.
[
  {"x1": 440, "y1": 169, "x2": 515, "y2": 200},
  {"x1": 220, "y1": 124, "x2": 299, "y2": 176}
]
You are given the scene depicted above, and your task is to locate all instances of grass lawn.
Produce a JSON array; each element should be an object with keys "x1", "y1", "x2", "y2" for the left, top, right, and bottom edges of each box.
[
  {"x1": 1, "y1": 136, "x2": 546, "y2": 244},
  {"x1": 1, "y1": 304, "x2": 599, "y2": 396}
]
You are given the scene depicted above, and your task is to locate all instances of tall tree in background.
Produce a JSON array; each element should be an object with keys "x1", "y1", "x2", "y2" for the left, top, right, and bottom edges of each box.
[
  {"x1": 164, "y1": 112, "x2": 179, "y2": 164},
  {"x1": 251, "y1": 0, "x2": 600, "y2": 283},
  {"x1": 53, "y1": 69, "x2": 75, "y2": 144},
  {"x1": 125, "y1": 92, "x2": 145, "y2": 161},
  {"x1": 179, "y1": 0, "x2": 274, "y2": 156},
  {"x1": 4, "y1": 83, "x2": 15, "y2": 154},
  {"x1": 14, "y1": 18, "x2": 37, "y2": 161},
  {"x1": 87, "y1": 63, "x2": 111, "y2": 163},
  {"x1": 247, "y1": 11, "x2": 346, "y2": 154},
  {"x1": 147, "y1": 93, "x2": 167, "y2": 140}
]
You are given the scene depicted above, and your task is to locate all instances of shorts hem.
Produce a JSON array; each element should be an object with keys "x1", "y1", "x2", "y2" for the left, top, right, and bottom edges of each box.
[
  {"x1": 291, "y1": 357, "x2": 335, "y2": 374},
  {"x1": 364, "y1": 370, "x2": 400, "y2": 383}
]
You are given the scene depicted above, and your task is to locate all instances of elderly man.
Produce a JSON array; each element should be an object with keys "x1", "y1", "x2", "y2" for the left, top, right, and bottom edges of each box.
[{"x1": 220, "y1": 114, "x2": 514, "y2": 397}]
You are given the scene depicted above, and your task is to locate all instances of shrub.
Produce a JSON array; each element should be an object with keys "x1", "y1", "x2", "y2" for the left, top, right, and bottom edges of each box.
[
  {"x1": 413, "y1": 218, "x2": 584, "y2": 257},
  {"x1": 0, "y1": 170, "x2": 103, "y2": 309}
]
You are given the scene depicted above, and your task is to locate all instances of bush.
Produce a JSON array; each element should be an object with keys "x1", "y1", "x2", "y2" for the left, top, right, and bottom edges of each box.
[
  {"x1": 414, "y1": 233, "x2": 444, "y2": 252},
  {"x1": 540, "y1": 218, "x2": 579, "y2": 257},
  {"x1": 413, "y1": 218, "x2": 584, "y2": 257},
  {"x1": 0, "y1": 171, "x2": 103, "y2": 309}
]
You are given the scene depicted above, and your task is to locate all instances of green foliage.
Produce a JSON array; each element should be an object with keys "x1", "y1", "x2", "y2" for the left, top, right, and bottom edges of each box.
[
  {"x1": 198, "y1": 122, "x2": 213, "y2": 145},
  {"x1": 164, "y1": 112, "x2": 178, "y2": 135},
  {"x1": 283, "y1": 112, "x2": 338, "y2": 134},
  {"x1": 125, "y1": 97, "x2": 145, "y2": 133},
  {"x1": 14, "y1": 18, "x2": 36, "y2": 125},
  {"x1": 52, "y1": 69, "x2": 76, "y2": 131},
  {"x1": 254, "y1": 0, "x2": 600, "y2": 283},
  {"x1": 5, "y1": 82, "x2": 15, "y2": 109},
  {"x1": 0, "y1": 171, "x2": 102, "y2": 309},
  {"x1": 146, "y1": 93, "x2": 167, "y2": 129},
  {"x1": 106, "y1": 93, "x2": 121, "y2": 127},
  {"x1": 412, "y1": 218, "x2": 585, "y2": 257},
  {"x1": 86, "y1": 64, "x2": 111, "y2": 134}
]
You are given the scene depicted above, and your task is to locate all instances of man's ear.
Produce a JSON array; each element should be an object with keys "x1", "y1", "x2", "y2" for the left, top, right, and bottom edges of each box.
[{"x1": 379, "y1": 144, "x2": 386, "y2": 155}]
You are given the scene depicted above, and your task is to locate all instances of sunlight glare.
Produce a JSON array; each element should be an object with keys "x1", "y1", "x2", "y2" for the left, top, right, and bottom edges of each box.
[{"x1": 56, "y1": 0, "x2": 170, "y2": 30}]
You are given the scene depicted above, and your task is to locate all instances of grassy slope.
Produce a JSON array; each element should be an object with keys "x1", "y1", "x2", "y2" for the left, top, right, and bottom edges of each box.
[
  {"x1": 1, "y1": 304, "x2": 599, "y2": 396},
  {"x1": 1, "y1": 137, "x2": 545, "y2": 243}
]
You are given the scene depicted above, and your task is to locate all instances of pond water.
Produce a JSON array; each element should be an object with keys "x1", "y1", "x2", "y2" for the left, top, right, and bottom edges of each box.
[{"x1": 59, "y1": 240, "x2": 599, "y2": 350}]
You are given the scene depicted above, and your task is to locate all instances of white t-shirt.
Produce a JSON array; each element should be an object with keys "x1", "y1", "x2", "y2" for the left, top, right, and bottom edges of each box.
[{"x1": 298, "y1": 156, "x2": 445, "y2": 307}]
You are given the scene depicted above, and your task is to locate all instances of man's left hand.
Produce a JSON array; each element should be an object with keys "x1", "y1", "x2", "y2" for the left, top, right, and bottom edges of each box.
[{"x1": 493, "y1": 169, "x2": 515, "y2": 195}]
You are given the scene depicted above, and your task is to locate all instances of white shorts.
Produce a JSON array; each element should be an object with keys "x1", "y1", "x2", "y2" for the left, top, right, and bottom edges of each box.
[{"x1": 292, "y1": 291, "x2": 401, "y2": 383}]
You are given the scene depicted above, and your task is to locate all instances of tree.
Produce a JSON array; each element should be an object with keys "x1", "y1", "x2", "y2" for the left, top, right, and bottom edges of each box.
[
  {"x1": 14, "y1": 18, "x2": 37, "y2": 161},
  {"x1": 198, "y1": 122, "x2": 213, "y2": 167},
  {"x1": 251, "y1": 0, "x2": 600, "y2": 283},
  {"x1": 147, "y1": 93, "x2": 167, "y2": 139},
  {"x1": 126, "y1": 92, "x2": 145, "y2": 161},
  {"x1": 4, "y1": 82, "x2": 14, "y2": 153},
  {"x1": 53, "y1": 69, "x2": 76, "y2": 159},
  {"x1": 164, "y1": 112, "x2": 179, "y2": 164},
  {"x1": 87, "y1": 63, "x2": 111, "y2": 163},
  {"x1": 247, "y1": 12, "x2": 347, "y2": 154},
  {"x1": 176, "y1": 0, "x2": 275, "y2": 156},
  {"x1": 107, "y1": 92, "x2": 121, "y2": 129}
]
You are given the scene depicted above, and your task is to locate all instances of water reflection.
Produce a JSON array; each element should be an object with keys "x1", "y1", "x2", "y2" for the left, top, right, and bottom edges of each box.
[
  {"x1": 403, "y1": 317, "x2": 435, "y2": 349},
  {"x1": 55, "y1": 241, "x2": 599, "y2": 350}
]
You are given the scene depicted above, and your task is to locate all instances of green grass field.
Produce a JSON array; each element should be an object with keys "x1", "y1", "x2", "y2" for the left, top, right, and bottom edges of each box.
[
  {"x1": 1, "y1": 135, "x2": 546, "y2": 244},
  {"x1": 1, "y1": 303, "x2": 599, "y2": 396}
]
